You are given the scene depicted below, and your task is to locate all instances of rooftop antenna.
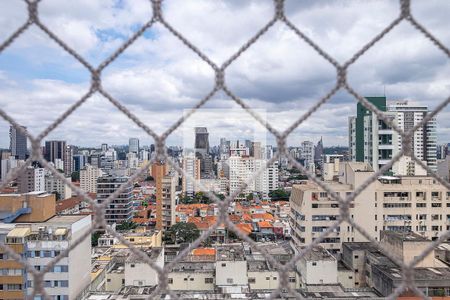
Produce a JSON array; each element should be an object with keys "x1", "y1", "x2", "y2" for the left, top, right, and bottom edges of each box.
[{"x1": 383, "y1": 85, "x2": 386, "y2": 97}]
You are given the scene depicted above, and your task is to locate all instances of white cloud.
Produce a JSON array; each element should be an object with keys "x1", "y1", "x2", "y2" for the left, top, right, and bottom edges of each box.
[{"x1": 0, "y1": 0, "x2": 449, "y2": 148}]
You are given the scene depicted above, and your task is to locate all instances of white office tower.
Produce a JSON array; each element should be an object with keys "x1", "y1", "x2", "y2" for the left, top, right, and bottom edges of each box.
[
  {"x1": 387, "y1": 101, "x2": 437, "y2": 172},
  {"x1": 129, "y1": 138, "x2": 139, "y2": 153},
  {"x1": 301, "y1": 141, "x2": 315, "y2": 170},
  {"x1": 80, "y1": 164, "x2": 104, "y2": 193}
]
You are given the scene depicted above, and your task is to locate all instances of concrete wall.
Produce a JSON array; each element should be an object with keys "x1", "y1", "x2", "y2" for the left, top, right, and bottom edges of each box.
[
  {"x1": 298, "y1": 259, "x2": 337, "y2": 286},
  {"x1": 105, "y1": 271, "x2": 124, "y2": 292},
  {"x1": 215, "y1": 260, "x2": 247, "y2": 286},
  {"x1": 248, "y1": 271, "x2": 279, "y2": 290},
  {"x1": 338, "y1": 268, "x2": 355, "y2": 289},
  {"x1": 124, "y1": 249, "x2": 164, "y2": 286},
  {"x1": 168, "y1": 271, "x2": 214, "y2": 291},
  {"x1": 69, "y1": 215, "x2": 92, "y2": 299}
]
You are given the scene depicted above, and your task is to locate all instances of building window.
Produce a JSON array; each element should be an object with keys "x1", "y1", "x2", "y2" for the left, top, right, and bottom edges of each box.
[
  {"x1": 130, "y1": 264, "x2": 135, "y2": 268},
  {"x1": 288, "y1": 277, "x2": 296, "y2": 283},
  {"x1": 312, "y1": 262, "x2": 317, "y2": 266},
  {"x1": 107, "y1": 279, "x2": 111, "y2": 282},
  {"x1": 205, "y1": 278, "x2": 213, "y2": 284},
  {"x1": 184, "y1": 278, "x2": 188, "y2": 281},
  {"x1": 221, "y1": 263, "x2": 226, "y2": 267},
  {"x1": 190, "y1": 278, "x2": 194, "y2": 281},
  {"x1": 227, "y1": 278, "x2": 233, "y2": 284}
]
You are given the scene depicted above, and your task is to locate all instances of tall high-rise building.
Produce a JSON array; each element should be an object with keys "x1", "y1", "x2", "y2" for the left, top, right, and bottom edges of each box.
[
  {"x1": 97, "y1": 176, "x2": 133, "y2": 225},
  {"x1": 301, "y1": 141, "x2": 314, "y2": 170},
  {"x1": 73, "y1": 154, "x2": 86, "y2": 172},
  {"x1": 195, "y1": 127, "x2": 213, "y2": 179},
  {"x1": 80, "y1": 164, "x2": 104, "y2": 193},
  {"x1": 349, "y1": 98, "x2": 437, "y2": 172},
  {"x1": 349, "y1": 97, "x2": 398, "y2": 172},
  {"x1": 64, "y1": 145, "x2": 75, "y2": 176},
  {"x1": 182, "y1": 153, "x2": 201, "y2": 196},
  {"x1": 9, "y1": 125, "x2": 27, "y2": 160},
  {"x1": 314, "y1": 137, "x2": 324, "y2": 167},
  {"x1": 44, "y1": 140, "x2": 66, "y2": 164},
  {"x1": 152, "y1": 162, "x2": 174, "y2": 230},
  {"x1": 387, "y1": 101, "x2": 437, "y2": 171},
  {"x1": 129, "y1": 138, "x2": 139, "y2": 154}
]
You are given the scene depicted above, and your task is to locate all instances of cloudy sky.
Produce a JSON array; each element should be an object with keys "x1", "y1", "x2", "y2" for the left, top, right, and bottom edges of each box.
[{"x1": 0, "y1": 0, "x2": 449, "y2": 148}]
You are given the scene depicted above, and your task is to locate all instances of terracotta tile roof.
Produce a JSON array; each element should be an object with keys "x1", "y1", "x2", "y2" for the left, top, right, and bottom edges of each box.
[
  {"x1": 55, "y1": 193, "x2": 96, "y2": 213},
  {"x1": 236, "y1": 223, "x2": 253, "y2": 235},
  {"x1": 192, "y1": 248, "x2": 216, "y2": 256},
  {"x1": 258, "y1": 221, "x2": 273, "y2": 228},
  {"x1": 251, "y1": 213, "x2": 274, "y2": 221},
  {"x1": 228, "y1": 215, "x2": 241, "y2": 224}
]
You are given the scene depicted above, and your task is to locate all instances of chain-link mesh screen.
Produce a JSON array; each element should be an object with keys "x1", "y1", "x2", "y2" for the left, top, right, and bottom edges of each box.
[{"x1": 1, "y1": 0, "x2": 449, "y2": 299}]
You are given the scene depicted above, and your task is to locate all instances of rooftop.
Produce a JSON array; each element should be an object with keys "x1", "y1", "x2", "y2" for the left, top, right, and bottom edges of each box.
[
  {"x1": 216, "y1": 244, "x2": 245, "y2": 261},
  {"x1": 374, "y1": 264, "x2": 450, "y2": 282},
  {"x1": 126, "y1": 247, "x2": 162, "y2": 263},
  {"x1": 302, "y1": 246, "x2": 336, "y2": 262},
  {"x1": 381, "y1": 230, "x2": 430, "y2": 242}
]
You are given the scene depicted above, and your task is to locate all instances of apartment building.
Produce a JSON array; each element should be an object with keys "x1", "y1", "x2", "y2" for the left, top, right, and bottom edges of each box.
[
  {"x1": 96, "y1": 176, "x2": 133, "y2": 225},
  {"x1": 182, "y1": 153, "x2": 201, "y2": 197},
  {"x1": 290, "y1": 162, "x2": 449, "y2": 253},
  {"x1": 229, "y1": 156, "x2": 278, "y2": 196},
  {"x1": 80, "y1": 164, "x2": 104, "y2": 193},
  {"x1": 45, "y1": 172, "x2": 72, "y2": 200},
  {"x1": 159, "y1": 174, "x2": 177, "y2": 231},
  {"x1": 0, "y1": 215, "x2": 91, "y2": 300},
  {"x1": 349, "y1": 98, "x2": 437, "y2": 173},
  {"x1": 17, "y1": 166, "x2": 45, "y2": 193}
]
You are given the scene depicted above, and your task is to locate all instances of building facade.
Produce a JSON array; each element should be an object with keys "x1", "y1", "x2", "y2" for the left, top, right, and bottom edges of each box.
[
  {"x1": 290, "y1": 162, "x2": 450, "y2": 253},
  {"x1": 96, "y1": 176, "x2": 133, "y2": 225},
  {"x1": 80, "y1": 164, "x2": 104, "y2": 193},
  {"x1": 349, "y1": 98, "x2": 437, "y2": 173},
  {"x1": 9, "y1": 125, "x2": 27, "y2": 160}
]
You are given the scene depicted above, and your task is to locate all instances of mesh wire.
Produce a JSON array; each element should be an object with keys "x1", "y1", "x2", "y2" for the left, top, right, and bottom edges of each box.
[{"x1": 0, "y1": 0, "x2": 449, "y2": 299}]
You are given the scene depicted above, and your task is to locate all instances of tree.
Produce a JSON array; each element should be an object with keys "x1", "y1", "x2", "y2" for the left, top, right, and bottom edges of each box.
[
  {"x1": 269, "y1": 189, "x2": 290, "y2": 201},
  {"x1": 165, "y1": 222, "x2": 200, "y2": 244},
  {"x1": 71, "y1": 171, "x2": 80, "y2": 182},
  {"x1": 116, "y1": 221, "x2": 138, "y2": 231},
  {"x1": 91, "y1": 231, "x2": 101, "y2": 247}
]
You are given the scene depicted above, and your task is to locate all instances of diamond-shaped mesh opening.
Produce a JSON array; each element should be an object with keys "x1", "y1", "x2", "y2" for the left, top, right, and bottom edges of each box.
[{"x1": 0, "y1": 0, "x2": 449, "y2": 299}]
